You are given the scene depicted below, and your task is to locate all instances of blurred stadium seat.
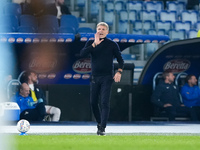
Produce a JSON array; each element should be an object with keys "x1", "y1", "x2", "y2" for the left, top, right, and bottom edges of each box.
[
  {"x1": 18, "y1": 26, "x2": 36, "y2": 33},
  {"x1": 20, "y1": 15, "x2": 38, "y2": 31},
  {"x1": 139, "y1": 10, "x2": 157, "y2": 22},
  {"x1": 187, "y1": 29, "x2": 198, "y2": 39},
  {"x1": 144, "y1": 1, "x2": 164, "y2": 13},
  {"x1": 159, "y1": 10, "x2": 177, "y2": 23},
  {"x1": 60, "y1": 15, "x2": 79, "y2": 31},
  {"x1": 168, "y1": 29, "x2": 186, "y2": 40},
  {"x1": 58, "y1": 26, "x2": 76, "y2": 34},
  {"x1": 3, "y1": 3, "x2": 21, "y2": 18},
  {"x1": 180, "y1": 10, "x2": 198, "y2": 25},
  {"x1": 0, "y1": 14, "x2": 19, "y2": 31},
  {"x1": 174, "y1": 21, "x2": 191, "y2": 32},
  {"x1": 77, "y1": 27, "x2": 94, "y2": 33}
]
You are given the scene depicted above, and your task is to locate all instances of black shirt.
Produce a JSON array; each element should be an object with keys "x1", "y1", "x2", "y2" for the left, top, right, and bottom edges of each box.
[
  {"x1": 80, "y1": 37, "x2": 124, "y2": 76},
  {"x1": 151, "y1": 81, "x2": 182, "y2": 107}
]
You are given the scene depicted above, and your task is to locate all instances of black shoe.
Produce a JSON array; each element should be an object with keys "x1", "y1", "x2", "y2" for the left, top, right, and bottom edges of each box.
[
  {"x1": 98, "y1": 127, "x2": 106, "y2": 136},
  {"x1": 97, "y1": 124, "x2": 101, "y2": 135}
]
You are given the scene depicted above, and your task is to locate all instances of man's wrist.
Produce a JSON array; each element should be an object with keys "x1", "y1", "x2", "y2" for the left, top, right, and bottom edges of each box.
[{"x1": 117, "y1": 70, "x2": 122, "y2": 74}]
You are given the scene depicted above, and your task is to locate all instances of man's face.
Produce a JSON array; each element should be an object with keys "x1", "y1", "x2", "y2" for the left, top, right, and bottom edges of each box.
[
  {"x1": 96, "y1": 25, "x2": 109, "y2": 38},
  {"x1": 20, "y1": 84, "x2": 30, "y2": 97},
  {"x1": 29, "y1": 72, "x2": 38, "y2": 84},
  {"x1": 189, "y1": 76, "x2": 197, "y2": 86},
  {"x1": 167, "y1": 73, "x2": 175, "y2": 83}
]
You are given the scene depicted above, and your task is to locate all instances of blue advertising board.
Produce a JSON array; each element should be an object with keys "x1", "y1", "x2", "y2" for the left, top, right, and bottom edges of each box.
[
  {"x1": 139, "y1": 38, "x2": 200, "y2": 85},
  {"x1": 0, "y1": 33, "x2": 169, "y2": 85}
]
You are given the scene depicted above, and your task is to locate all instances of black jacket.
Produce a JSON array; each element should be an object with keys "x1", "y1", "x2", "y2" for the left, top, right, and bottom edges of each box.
[
  {"x1": 151, "y1": 81, "x2": 182, "y2": 108},
  {"x1": 80, "y1": 37, "x2": 124, "y2": 76},
  {"x1": 30, "y1": 84, "x2": 46, "y2": 105}
]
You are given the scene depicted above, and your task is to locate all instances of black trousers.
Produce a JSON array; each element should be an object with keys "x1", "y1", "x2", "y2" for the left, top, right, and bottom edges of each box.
[
  {"x1": 90, "y1": 75, "x2": 113, "y2": 128},
  {"x1": 164, "y1": 106, "x2": 198, "y2": 121},
  {"x1": 20, "y1": 102, "x2": 46, "y2": 121}
]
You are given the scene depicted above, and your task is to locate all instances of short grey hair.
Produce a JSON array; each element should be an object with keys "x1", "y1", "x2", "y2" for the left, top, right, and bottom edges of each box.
[{"x1": 96, "y1": 22, "x2": 109, "y2": 31}]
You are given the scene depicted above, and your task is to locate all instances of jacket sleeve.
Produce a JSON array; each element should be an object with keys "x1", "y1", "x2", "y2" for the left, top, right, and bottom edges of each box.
[
  {"x1": 80, "y1": 40, "x2": 94, "y2": 57},
  {"x1": 113, "y1": 42, "x2": 124, "y2": 70},
  {"x1": 151, "y1": 85, "x2": 165, "y2": 107}
]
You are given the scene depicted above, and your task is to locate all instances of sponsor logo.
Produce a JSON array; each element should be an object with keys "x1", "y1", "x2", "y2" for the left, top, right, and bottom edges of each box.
[
  {"x1": 89, "y1": 37, "x2": 94, "y2": 40},
  {"x1": 47, "y1": 73, "x2": 56, "y2": 79},
  {"x1": 160, "y1": 40, "x2": 166, "y2": 43},
  {"x1": 82, "y1": 74, "x2": 90, "y2": 80},
  {"x1": 113, "y1": 38, "x2": 119, "y2": 42},
  {"x1": 120, "y1": 38, "x2": 127, "y2": 43},
  {"x1": 41, "y1": 38, "x2": 48, "y2": 42},
  {"x1": 80, "y1": 37, "x2": 87, "y2": 42},
  {"x1": 33, "y1": 38, "x2": 40, "y2": 43},
  {"x1": 136, "y1": 39, "x2": 143, "y2": 43},
  {"x1": 144, "y1": 39, "x2": 151, "y2": 43},
  {"x1": 17, "y1": 38, "x2": 23, "y2": 43},
  {"x1": 152, "y1": 40, "x2": 158, "y2": 43},
  {"x1": 73, "y1": 74, "x2": 81, "y2": 79},
  {"x1": 65, "y1": 38, "x2": 72, "y2": 42},
  {"x1": 29, "y1": 57, "x2": 57, "y2": 73},
  {"x1": 38, "y1": 74, "x2": 47, "y2": 79},
  {"x1": 163, "y1": 59, "x2": 191, "y2": 73},
  {"x1": 8, "y1": 38, "x2": 15, "y2": 43},
  {"x1": 128, "y1": 39, "x2": 135, "y2": 42},
  {"x1": 72, "y1": 58, "x2": 91, "y2": 73},
  {"x1": 0, "y1": 37, "x2": 7, "y2": 42},
  {"x1": 25, "y1": 38, "x2": 32, "y2": 43},
  {"x1": 58, "y1": 38, "x2": 64, "y2": 42},
  {"x1": 49, "y1": 38, "x2": 56, "y2": 42},
  {"x1": 64, "y1": 73, "x2": 72, "y2": 79}
]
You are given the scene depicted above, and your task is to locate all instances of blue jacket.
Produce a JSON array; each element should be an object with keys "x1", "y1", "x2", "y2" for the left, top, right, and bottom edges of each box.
[
  {"x1": 11, "y1": 92, "x2": 36, "y2": 113},
  {"x1": 181, "y1": 83, "x2": 200, "y2": 107}
]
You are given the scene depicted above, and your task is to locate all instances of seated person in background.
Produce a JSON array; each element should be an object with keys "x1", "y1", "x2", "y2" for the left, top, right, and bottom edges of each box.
[
  {"x1": 12, "y1": 83, "x2": 46, "y2": 121},
  {"x1": 21, "y1": 70, "x2": 61, "y2": 122},
  {"x1": 45, "y1": 0, "x2": 71, "y2": 19},
  {"x1": 151, "y1": 71, "x2": 198, "y2": 121},
  {"x1": 181, "y1": 74, "x2": 200, "y2": 119}
]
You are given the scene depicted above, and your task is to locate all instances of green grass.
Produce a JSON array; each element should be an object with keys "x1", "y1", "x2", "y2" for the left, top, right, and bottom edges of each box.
[{"x1": 12, "y1": 134, "x2": 200, "y2": 150}]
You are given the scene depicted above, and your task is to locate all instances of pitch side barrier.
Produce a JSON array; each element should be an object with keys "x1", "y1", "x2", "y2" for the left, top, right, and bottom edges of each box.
[
  {"x1": 136, "y1": 38, "x2": 200, "y2": 121},
  {"x1": 1, "y1": 33, "x2": 169, "y2": 121}
]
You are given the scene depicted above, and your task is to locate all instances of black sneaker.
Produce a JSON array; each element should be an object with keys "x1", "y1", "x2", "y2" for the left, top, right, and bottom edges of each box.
[
  {"x1": 98, "y1": 127, "x2": 106, "y2": 136},
  {"x1": 97, "y1": 124, "x2": 101, "y2": 135}
]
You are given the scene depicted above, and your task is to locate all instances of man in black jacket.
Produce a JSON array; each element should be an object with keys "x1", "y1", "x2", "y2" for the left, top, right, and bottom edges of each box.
[
  {"x1": 151, "y1": 71, "x2": 197, "y2": 121},
  {"x1": 80, "y1": 22, "x2": 124, "y2": 135},
  {"x1": 45, "y1": 0, "x2": 71, "y2": 19}
]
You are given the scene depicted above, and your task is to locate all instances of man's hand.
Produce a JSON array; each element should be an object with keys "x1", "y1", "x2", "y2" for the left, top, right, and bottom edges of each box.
[
  {"x1": 113, "y1": 72, "x2": 122, "y2": 82},
  {"x1": 163, "y1": 103, "x2": 172, "y2": 107},
  {"x1": 92, "y1": 32, "x2": 104, "y2": 47}
]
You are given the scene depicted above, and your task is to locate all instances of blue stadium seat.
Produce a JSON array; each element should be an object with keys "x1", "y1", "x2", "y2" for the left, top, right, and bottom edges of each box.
[
  {"x1": 187, "y1": 29, "x2": 198, "y2": 39},
  {"x1": 3, "y1": 3, "x2": 21, "y2": 18},
  {"x1": 180, "y1": 10, "x2": 198, "y2": 25},
  {"x1": 58, "y1": 26, "x2": 76, "y2": 34},
  {"x1": 76, "y1": 0, "x2": 86, "y2": 7},
  {"x1": 0, "y1": 15, "x2": 19, "y2": 31},
  {"x1": 105, "y1": 1, "x2": 114, "y2": 11},
  {"x1": 168, "y1": 29, "x2": 186, "y2": 40},
  {"x1": 90, "y1": 0, "x2": 99, "y2": 16},
  {"x1": 18, "y1": 26, "x2": 36, "y2": 33},
  {"x1": 103, "y1": 10, "x2": 115, "y2": 25},
  {"x1": 129, "y1": 10, "x2": 137, "y2": 22},
  {"x1": 146, "y1": 29, "x2": 157, "y2": 35},
  {"x1": 20, "y1": 15, "x2": 38, "y2": 31},
  {"x1": 142, "y1": 21, "x2": 153, "y2": 32},
  {"x1": 60, "y1": 15, "x2": 79, "y2": 31},
  {"x1": 139, "y1": 10, "x2": 157, "y2": 22},
  {"x1": 166, "y1": 1, "x2": 186, "y2": 15},
  {"x1": 195, "y1": 21, "x2": 200, "y2": 30},
  {"x1": 146, "y1": 43, "x2": 159, "y2": 58},
  {"x1": 144, "y1": 1, "x2": 164, "y2": 13},
  {"x1": 132, "y1": 29, "x2": 143, "y2": 35},
  {"x1": 155, "y1": 21, "x2": 172, "y2": 32},
  {"x1": 159, "y1": 10, "x2": 177, "y2": 23},
  {"x1": 38, "y1": 15, "x2": 59, "y2": 32},
  {"x1": 77, "y1": 27, "x2": 94, "y2": 33},
  {"x1": 133, "y1": 20, "x2": 142, "y2": 30},
  {"x1": 119, "y1": 10, "x2": 128, "y2": 21},
  {"x1": 174, "y1": 21, "x2": 191, "y2": 32},
  {"x1": 117, "y1": 20, "x2": 129, "y2": 33},
  {"x1": 157, "y1": 29, "x2": 166, "y2": 35},
  {"x1": 126, "y1": 1, "x2": 143, "y2": 12},
  {"x1": 38, "y1": 26, "x2": 57, "y2": 33},
  {"x1": 114, "y1": 1, "x2": 124, "y2": 12}
]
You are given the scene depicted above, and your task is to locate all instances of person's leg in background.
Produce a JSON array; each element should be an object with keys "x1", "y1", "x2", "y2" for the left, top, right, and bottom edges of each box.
[{"x1": 45, "y1": 105, "x2": 61, "y2": 121}]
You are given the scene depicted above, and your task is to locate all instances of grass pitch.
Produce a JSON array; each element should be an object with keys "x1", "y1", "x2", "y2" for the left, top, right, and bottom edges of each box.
[{"x1": 13, "y1": 134, "x2": 200, "y2": 150}]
